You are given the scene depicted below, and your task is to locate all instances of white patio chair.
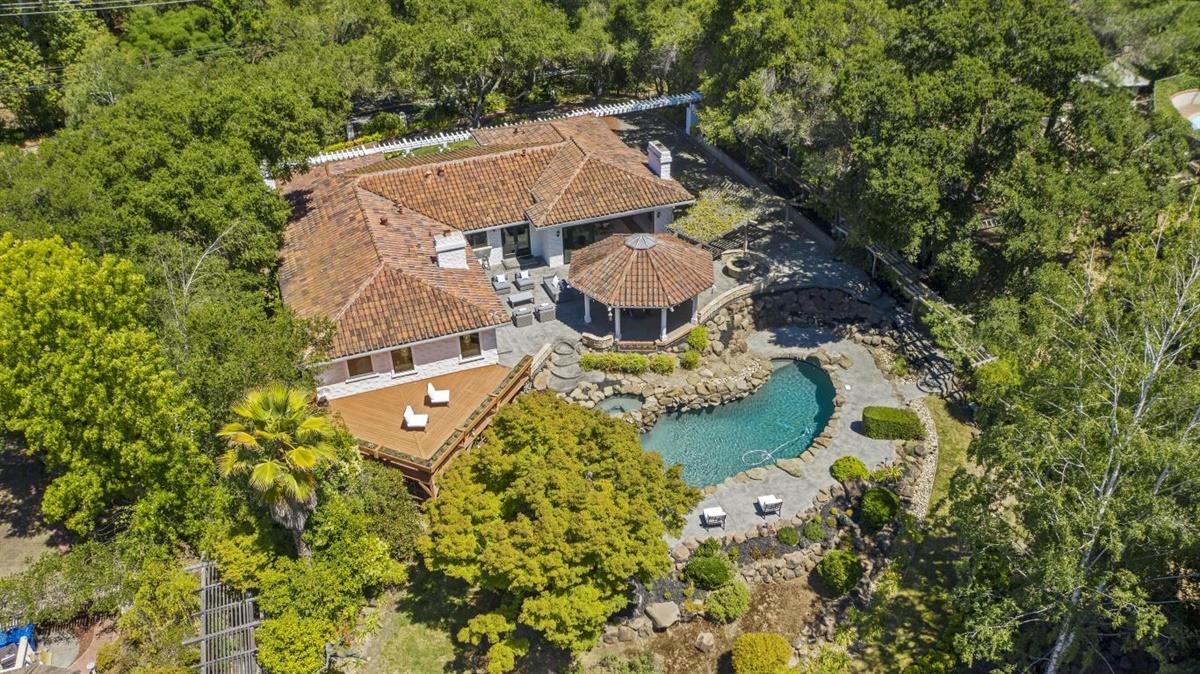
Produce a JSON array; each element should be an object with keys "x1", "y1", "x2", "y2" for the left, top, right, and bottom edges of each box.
[
  {"x1": 757, "y1": 494, "x2": 783, "y2": 518},
  {"x1": 702, "y1": 506, "x2": 727, "y2": 529},
  {"x1": 427, "y1": 382, "x2": 450, "y2": 406},
  {"x1": 403, "y1": 405, "x2": 428, "y2": 430}
]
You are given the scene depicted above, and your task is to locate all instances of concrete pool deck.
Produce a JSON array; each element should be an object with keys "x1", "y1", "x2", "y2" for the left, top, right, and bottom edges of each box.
[{"x1": 667, "y1": 326, "x2": 919, "y2": 545}]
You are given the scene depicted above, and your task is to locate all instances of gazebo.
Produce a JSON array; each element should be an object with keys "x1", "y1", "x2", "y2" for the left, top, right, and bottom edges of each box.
[{"x1": 568, "y1": 233, "x2": 715, "y2": 341}]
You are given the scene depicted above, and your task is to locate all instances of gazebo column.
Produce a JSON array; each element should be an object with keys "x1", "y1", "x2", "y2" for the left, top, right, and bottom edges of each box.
[
  {"x1": 614, "y1": 306, "x2": 622, "y2": 340},
  {"x1": 584, "y1": 295, "x2": 591, "y2": 323},
  {"x1": 690, "y1": 296, "x2": 699, "y2": 323},
  {"x1": 660, "y1": 308, "x2": 668, "y2": 340}
]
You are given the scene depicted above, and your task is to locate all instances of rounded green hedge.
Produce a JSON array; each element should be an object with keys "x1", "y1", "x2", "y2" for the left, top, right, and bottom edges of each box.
[
  {"x1": 705, "y1": 580, "x2": 750, "y2": 624},
  {"x1": 648, "y1": 354, "x2": 676, "y2": 374},
  {"x1": 580, "y1": 352, "x2": 648, "y2": 374},
  {"x1": 861, "y1": 405, "x2": 924, "y2": 440},
  {"x1": 859, "y1": 487, "x2": 901, "y2": 531},
  {"x1": 802, "y1": 519, "x2": 825, "y2": 542},
  {"x1": 829, "y1": 456, "x2": 869, "y2": 482},
  {"x1": 687, "y1": 326, "x2": 709, "y2": 352},
  {"x1": 775, "y1": 527, "x2": 800, "y2": 546},
  {"x1": 680, "y1": 350, "x2": 701, "y2": 370},
  {"x1": 732, "y1": 632, "x2": 792, "y2": 674},
  {"x1": 816, "y1": 549, "x2": 863, "y2": 595},
  {"x1": 683, "y1": 555, "x2": 733, "y2": 590}
]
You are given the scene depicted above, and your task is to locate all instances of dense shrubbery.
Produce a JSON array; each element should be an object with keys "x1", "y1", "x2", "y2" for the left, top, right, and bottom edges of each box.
[
  {"x1": 687, "y1": 326, "x2": 709, "y2": 352},
  {"x1": 706, "y1": 580, "x2": 750, "y2": 623},
  {"x1": 862, "y1": 406, "x2": 924, "y2": 440},
  {"x1": 829, "y1": 456, "x2": 869, "y2": 482},
  {"x1": 776, "y1": 527, "x2": 800, "y2": 546},
  {"x1": 694, "y1": 537, "x2": 721, "y2": 558},
  {"x1": 859, "y1": 487, "x2": 901, "y2": 531},
  {"x1": 680, "y1": 350, "x2": 701, "y2": 370},
  {"x1": 817, "y1": 549, "x2": 863, "y2": 596},
  {"x1": 648, "y1": 353, "x2": 677, "y2": 374},
  {"x1": 732, "y1": 632, "x2": 793, "y2": 674},
  {"x1": 683, "y1": 555, "x2": 734, "y2": 590},
  {"x1": 802, "y1": 519, "x2": 826, "y2": 542},
  {"x1": 580, "y1": 352, "x2": 648, "y2": 374}
]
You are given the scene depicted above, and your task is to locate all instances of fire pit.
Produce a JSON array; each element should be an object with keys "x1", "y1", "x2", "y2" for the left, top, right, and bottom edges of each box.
[{"x1": 722, "y1": 250, "x2": 768, "y2": 281}]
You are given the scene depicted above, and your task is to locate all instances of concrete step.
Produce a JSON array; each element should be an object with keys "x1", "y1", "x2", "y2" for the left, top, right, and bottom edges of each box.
[
  {"x1": 550, "y1": 351, "x2": 580, "y2": 367},
  {"x1": 548, "y1": 373, "x2": 579, "y2": 393},
  {"x1": 552, "y1": 340, "x2": 578, "y2": 356},
  {"x1": 551, "y1": 363, "x2": 582, "y2": 379}
]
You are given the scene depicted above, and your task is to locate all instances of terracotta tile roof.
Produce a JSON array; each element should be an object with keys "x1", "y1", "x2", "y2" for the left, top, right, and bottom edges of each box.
[
  {"x1": 278, "y1": 116, "x2": 695, "y2": 357},
  {"x1": 279, "y1": 174, "x2": 507, "y2": 360},
  {"x1": 568, "y1": 233, "x2": 714, "y2": 308}
]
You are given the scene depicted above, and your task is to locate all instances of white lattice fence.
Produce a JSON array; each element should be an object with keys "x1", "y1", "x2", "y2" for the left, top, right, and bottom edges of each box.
[{"x1": 308, "y1": 91, "x2": 702, "y2": 167}]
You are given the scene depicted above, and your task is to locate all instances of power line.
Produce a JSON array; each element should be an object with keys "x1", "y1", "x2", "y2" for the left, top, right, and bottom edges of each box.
[{"x1": 0, "y1": 0, "x2": 199, "y2": 17}]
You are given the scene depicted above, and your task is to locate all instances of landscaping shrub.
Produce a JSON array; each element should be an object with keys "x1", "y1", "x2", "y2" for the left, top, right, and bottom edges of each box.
[
  {"x1": 680, "y1": 350, "x2": 701, "y2": 370},
  {"x1": 706, "y1": 580, "x2": 750, "y2": 623},
  {"x1": 775, "y1": 526, "x2": 800, "y2": 546},
  {"x1": 686, "y1": 326, "x2": 709, "y2": 352},
  {"x1": 580, "y1": 352, "x2": 648, "y2": 374},
  {"x1": 595, "y1": 653, "x2": 664, "y2": 674},
  {"x1": 683, "y1": 555, "x2": 733, "y2": 590},
  {"x1": 859, "y1": 487, "x2": 901, "y2": 531},
  {"x1": 362, "y1": 111, "x2": 407, "y2": 138},
  {"x1": 829, "y1": 456, "x2": 869, "y2": 482},
  {"x1": 816, "y1": 549, "x2": 863, "y2": 595},
  {"x1": 802, "y1": 519, "x2": 825, "y2": 542},
  {"x1": 648, "y1": 354, "x2": 676, "y2": 374},
  {"x1": 694, "y1": 537, "x2": 721, "y2": 558},
  {"x1": 861, "y1": 406, "x2": 924, "y2": 440},
  {"x1": 732, "y1": 632, "x2": 792, "y2": 674}
]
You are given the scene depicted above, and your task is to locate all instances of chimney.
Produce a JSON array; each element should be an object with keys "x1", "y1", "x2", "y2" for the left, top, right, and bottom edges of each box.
[
  {"x1": 434, "y1": 230, "x2": 469, "y2": 269},
  {"x1": 647, "y1": 140, "x2": 672, "y2": 179}
]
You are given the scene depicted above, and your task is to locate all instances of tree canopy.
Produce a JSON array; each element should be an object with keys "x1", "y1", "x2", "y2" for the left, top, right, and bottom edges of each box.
[{"x1": 421, "y1": 392, "x2": 699, "y2": 671}]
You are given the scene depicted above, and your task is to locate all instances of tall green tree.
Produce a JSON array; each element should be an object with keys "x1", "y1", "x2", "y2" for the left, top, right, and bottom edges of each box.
[
  {"x1": 0, "y1": 235, "x2": 210, "y2": 538},
  {"x1": 421, "y1": 392, "x2": 699, "y2": 672},
  {"x1": 217, "y1": 385, "x2": 342, "y2": 558},
  {"x1": 950, "y1": 206, "x2": 1200, "y2": 672}
]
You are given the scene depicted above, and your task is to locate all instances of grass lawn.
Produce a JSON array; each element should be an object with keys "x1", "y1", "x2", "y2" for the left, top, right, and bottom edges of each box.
[
  {"x1": 926, "y1": 396, "x2": 975, "y2": 514},
  {"x1": 845, "y1": 397, "x2": 976, "y2": 672},
  {"x1": 361, "y1": 568, "x2": 480, "y2": 673}
]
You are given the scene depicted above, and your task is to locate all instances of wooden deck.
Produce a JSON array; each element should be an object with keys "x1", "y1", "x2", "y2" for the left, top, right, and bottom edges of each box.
[{"x1": 328, "y1": 365, "x2": 511, "y2": 461}]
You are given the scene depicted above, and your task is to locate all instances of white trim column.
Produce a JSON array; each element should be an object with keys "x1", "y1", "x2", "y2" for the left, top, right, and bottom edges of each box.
[
  {"x1": 690, "y1": 296, "x2": 698, "y2": 323},
  {"x1": 660, "y1": 308, "x2": 668, "y2": 340},
  {"x1": 584, "y1": 295, "x2": 591, "y2": 323},
  {"x1": 614, "y1": 306, "x2": 622, "y2": 341}
]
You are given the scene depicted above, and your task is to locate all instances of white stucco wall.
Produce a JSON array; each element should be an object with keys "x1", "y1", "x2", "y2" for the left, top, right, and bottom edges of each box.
[
  {"x1": 535, "y1": 226, "x2": 566, "y2": 266},
  {"x1": 316, "y1": 328, "x2": 499, "y2": 400},
  {"x1": 653, "y1": 206, "x2": 674, "y2": 232}
]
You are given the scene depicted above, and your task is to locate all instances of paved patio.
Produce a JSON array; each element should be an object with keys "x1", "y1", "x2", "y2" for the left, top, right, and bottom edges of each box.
[{"x1": 668, "y1": 326, "x2": 919, "y2": 544}]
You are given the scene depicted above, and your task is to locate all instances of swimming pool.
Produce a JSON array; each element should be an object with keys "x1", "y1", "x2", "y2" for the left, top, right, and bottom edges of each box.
[{"x1": 641, "y1": 359, "x2": 836, "y2": 487}]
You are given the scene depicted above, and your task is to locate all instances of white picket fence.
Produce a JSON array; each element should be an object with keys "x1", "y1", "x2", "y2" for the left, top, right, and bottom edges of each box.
[{"x1": 308, "y1": 91, "x2": 702, "y2": 167}]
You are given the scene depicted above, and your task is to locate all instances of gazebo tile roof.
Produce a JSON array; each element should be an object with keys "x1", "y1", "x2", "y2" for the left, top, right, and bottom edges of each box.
[{"x1": 567, "y1": 233, "x2": 714, "y2": 308}]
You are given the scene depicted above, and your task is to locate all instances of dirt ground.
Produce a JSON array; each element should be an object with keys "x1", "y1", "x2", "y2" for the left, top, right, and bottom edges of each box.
[
  {"x1": 0, "y1": 442, "x2": 62, "y2": 577},
  {"x1": 584, "y1": 578, "x2": 823, "y2": 674}
]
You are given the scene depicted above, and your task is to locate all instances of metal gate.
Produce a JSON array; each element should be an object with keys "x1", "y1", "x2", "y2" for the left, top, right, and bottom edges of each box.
[{"x1": 184, "y1": 560, "x2": 259, "y2": 673}]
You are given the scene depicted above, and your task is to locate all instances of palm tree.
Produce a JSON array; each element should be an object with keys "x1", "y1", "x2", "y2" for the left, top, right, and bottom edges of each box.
[{"x1": 217, "y1": 384, "x2": 340, "y2": 558}]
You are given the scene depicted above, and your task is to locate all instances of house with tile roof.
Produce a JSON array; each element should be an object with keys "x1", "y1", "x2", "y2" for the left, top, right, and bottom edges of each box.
[{"x1": 278, "y1": 116, "x2": 696, "y2": 403}]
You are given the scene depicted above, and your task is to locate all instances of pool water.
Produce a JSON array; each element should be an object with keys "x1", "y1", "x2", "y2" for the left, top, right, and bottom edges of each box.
[
  {"x1": 597, "y1": 394, "x2": 645, "y2": 415},
  {"x1": 641, "y1": 359, "x2": 836, "y2": 487}
]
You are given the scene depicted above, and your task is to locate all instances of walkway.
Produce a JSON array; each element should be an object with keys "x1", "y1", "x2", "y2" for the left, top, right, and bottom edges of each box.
[{"x1": 669, "y1": 327, "x2": 918, "y2": 544}]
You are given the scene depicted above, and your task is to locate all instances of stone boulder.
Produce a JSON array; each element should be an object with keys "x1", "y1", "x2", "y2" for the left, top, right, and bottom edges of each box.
[
  {"x1": 694, "y1": 632, "x2": 715, "y2": 653},
  {"x1": 645, "y1": 602, "x2": 681, "y2": 630}
]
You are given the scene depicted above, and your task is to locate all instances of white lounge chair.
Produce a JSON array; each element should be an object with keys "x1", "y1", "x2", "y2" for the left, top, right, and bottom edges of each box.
[
  {"x1": 515, "y1": 269, "x2": 534, "y2": 291},
  {"x1": 702, "y1": 506, "x2": 727, "y2": 529},
  {"x1": 757, "y1": 494, "x2": 783, "y2": 518},
  {"x1": 403, "y1": 405, "x2": 428, "y2": 430},
  {"x1": 427, "y1": 382, "x2": 450, "y2": 406}
]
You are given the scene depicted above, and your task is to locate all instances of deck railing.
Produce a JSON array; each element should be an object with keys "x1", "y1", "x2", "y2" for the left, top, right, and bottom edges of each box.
[{"x1": 359, "y1": 356, "x2": 533, "y2": 496}]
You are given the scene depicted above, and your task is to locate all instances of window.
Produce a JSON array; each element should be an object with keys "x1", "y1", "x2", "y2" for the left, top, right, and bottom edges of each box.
[
  {"x1": 390, "y1": 347, "x2": 414, "y2": 374},
  {"x1": 459, "y1": 332, "x2": 482, "y2": 359},
  {"x1": 466, "y1": 231, "x2": 488, "y2": 249},
  {"x1": 346, "y1": 355, "x2": 374, "y2": 378}
]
